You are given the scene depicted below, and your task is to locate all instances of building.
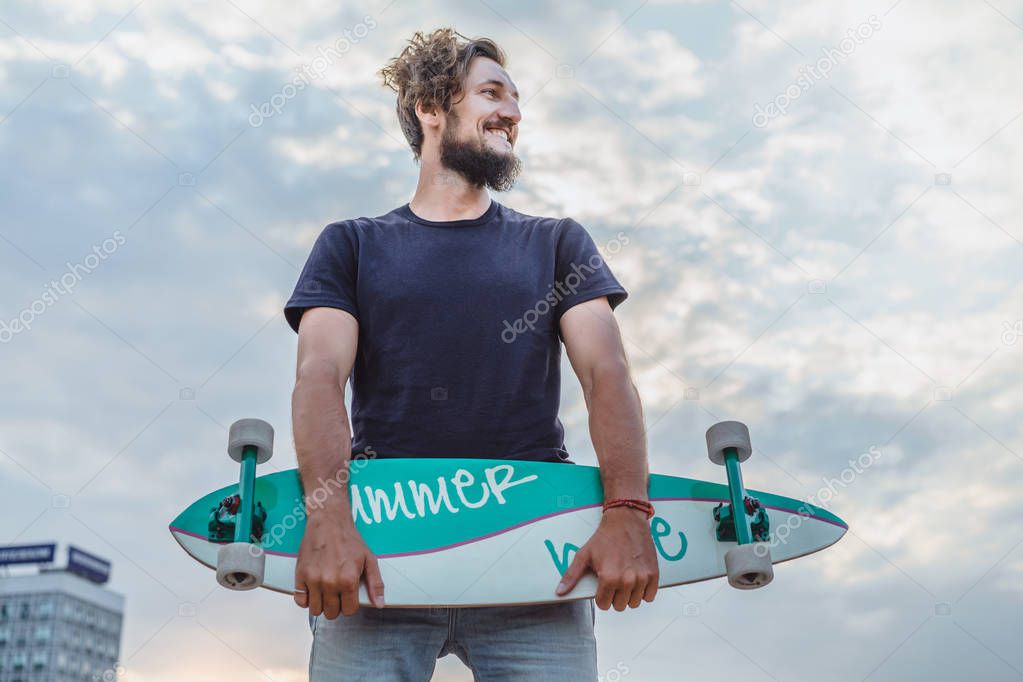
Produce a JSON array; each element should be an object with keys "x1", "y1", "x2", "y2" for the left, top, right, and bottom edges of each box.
[{"x1": 0, "y1": 544, "x2": 123, "y2": 682}]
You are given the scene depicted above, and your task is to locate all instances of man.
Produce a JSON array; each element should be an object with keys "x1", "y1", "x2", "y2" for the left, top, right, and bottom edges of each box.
[{"x1": 284, "y1": 27, "x2": 658, "y2": 682}]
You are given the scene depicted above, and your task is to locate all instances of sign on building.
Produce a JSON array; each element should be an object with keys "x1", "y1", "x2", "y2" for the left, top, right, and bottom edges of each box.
[
  {"x1": 0, "y1": 543, "x2": 56, "y2": 566},
  {"x1": 67, "y1": 545, "x2": 111, "y2": 584}
]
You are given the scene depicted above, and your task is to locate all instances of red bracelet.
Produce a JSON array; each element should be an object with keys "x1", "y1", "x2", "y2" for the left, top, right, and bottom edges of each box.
[{"x1": 602, "y1": 498, "x2": 655, "y2": 519}]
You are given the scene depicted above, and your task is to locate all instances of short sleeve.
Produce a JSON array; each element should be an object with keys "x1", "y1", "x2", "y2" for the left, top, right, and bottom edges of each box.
[
  {"x1": 284, "y1": 222, "x2": 359, "y2": 332},
  {"x1": 553, "y1": 217, "x2": 628, "y2": 321}
]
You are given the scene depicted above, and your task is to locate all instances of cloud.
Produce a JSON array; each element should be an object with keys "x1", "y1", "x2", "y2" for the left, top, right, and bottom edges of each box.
[{"x1": 1, "y1": 1, "x2": 1021, "y2": 680}]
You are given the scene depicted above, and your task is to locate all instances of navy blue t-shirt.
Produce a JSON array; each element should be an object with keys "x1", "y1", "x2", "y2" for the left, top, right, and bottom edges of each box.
[{"x1": 284, "y1": 199, "x2": 628, "y2": 463}]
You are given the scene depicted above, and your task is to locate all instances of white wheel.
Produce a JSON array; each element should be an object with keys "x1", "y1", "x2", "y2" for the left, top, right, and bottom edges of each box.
[
  {"x1": 216, "y1": 542, "x2": 265, "y2": 590},
  {"x1": 706, "y1": 420, "x2": 752, "y2": 465},
  {"x1": 228, "y1": 418, "x2": 274, "y2": 464},
  {"x1": 724, "y1": 542, "x2": 773, "y2": 590}
]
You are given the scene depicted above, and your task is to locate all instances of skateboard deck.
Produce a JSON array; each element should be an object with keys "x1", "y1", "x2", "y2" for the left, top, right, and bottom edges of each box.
[{"x1": 170, "y1": 457, "x2": 847, "y2": 606}]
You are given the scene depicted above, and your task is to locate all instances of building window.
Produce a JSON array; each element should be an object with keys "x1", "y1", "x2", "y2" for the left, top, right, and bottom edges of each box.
[{"x1": 36, "y1": 600, "x2": 54, "y2": 619}]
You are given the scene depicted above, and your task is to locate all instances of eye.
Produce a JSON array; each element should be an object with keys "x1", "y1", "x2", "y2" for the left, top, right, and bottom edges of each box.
[{"x1": 482, "y1": 88, "x2": 497, "y2": 97}]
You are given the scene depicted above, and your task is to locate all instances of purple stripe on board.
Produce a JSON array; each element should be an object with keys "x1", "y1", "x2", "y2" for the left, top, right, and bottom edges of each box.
[
  {"x1": 379, "y1": 503, "x2": 605, "y2": 558},
  {"x1": 171, "y1": 496, "x2": 845, "y2": 561},
  {"x1": 654, "y1": 497, "x2": 849, "y2": 530}
]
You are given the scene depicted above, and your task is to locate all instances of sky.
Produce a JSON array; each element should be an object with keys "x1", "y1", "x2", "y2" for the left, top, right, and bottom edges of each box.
[{"x1": 1, "y1": 0, "x2": 1022, "y2": 680}]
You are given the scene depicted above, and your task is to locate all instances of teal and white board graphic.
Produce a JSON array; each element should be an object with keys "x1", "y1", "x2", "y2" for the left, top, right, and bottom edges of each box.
[{"x1": 170, "y1": 456, "x2": 847, "y2": 607}]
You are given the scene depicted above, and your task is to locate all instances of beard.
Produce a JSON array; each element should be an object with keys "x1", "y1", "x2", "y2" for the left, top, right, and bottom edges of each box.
[{"x1": 438, "y1": 111, "x2": 522, "y2": 192}]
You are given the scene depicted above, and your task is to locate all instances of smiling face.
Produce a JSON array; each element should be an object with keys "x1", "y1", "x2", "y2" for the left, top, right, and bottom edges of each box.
[{"x1": 437, "y1": 56, "x2": 523, "y2": 191}]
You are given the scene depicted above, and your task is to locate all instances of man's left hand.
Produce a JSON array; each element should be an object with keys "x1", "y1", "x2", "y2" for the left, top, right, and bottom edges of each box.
[{"x1": 554, "y1": 507, "x2": 659, "y2": 610}]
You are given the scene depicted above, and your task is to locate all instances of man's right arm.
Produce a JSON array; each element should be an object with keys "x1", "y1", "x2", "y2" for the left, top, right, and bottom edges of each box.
[{"x1": 292, "y1": 306, "x2": 385, "y2": 618}]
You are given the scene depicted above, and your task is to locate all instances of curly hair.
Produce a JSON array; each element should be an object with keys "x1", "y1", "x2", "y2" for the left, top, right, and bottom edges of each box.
[{"x1": 379, "y1": 28, "x2": 507, "y2": 160}]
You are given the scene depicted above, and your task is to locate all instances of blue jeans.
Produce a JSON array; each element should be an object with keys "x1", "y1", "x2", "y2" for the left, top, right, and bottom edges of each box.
[{"x1": 308, "y1": 600, "x2": 598, "y2": 681}]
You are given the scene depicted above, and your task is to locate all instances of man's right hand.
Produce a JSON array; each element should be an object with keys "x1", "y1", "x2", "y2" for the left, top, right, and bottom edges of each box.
[{"x1": 294, "y1": 515, "x2": 386, "y2": 618}]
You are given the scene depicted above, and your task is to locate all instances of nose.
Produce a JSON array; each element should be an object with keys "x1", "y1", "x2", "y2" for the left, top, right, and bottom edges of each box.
[{"x1": 499, "y1": 97, "x2": 521, "y2": 125}]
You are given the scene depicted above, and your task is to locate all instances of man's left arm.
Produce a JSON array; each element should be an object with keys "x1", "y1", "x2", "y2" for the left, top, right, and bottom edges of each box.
[{"x1": 554, "y1": 296, "x2": 659, "y2": 611}]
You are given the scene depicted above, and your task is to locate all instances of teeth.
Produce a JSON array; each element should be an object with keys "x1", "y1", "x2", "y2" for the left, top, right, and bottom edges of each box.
[{"x1": 487, "y1": 128, "x2": 510, "y2": 142}]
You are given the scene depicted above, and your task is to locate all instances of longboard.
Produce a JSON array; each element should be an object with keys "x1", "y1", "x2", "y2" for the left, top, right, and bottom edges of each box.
[{"x1": 170, "y1": 427, "x2": 847, "y2": 607}]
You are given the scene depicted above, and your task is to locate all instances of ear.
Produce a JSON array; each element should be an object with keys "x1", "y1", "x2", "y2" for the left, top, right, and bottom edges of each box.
[{"x1": 415, "y1": 99, "x2": 442, "y2": 133}]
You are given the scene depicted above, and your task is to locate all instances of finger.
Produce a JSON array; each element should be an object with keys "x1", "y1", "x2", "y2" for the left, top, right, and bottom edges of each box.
[
  {"x1": 643, "y1": 577, "x2": 658, "y2": 603},
  {"x1": 364, "y1": 555, "x2": 386, "y2": 608},
  {"x1": 612, "y1": 584, "x2": 630, "y2": 612},
  {"x1": 612, "y1": 570, "x2": 637, "y2": 611},
  {"x1": 594, "y1": 577, "x2": 616, "y2": 611},
  {"x1": 307, "y1": 582, "x2": 324, "y2": 617},
  {"x1": 322, "y1": 588, "x2": 342, "y2": 620},
  {"x1": 340, "y1": 569, "x2": 361, "y2": 616},
  {"x1": 294, "y1": 581, "x2": 309, "y2": 608},
  {"x1": 556, "y1": 548, "x2": 590, "y2": 596},
  {"x1": 340, "y1": 586, "x2": 360, "y2": 615},
  {"x1": 628, "y1": 580, "x2": 647, "y2": 609}
]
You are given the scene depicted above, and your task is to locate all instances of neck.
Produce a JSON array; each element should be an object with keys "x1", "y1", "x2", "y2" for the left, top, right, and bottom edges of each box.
[{"x1": 408, "y1": 157, "x2": 491, "y2": 221}]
